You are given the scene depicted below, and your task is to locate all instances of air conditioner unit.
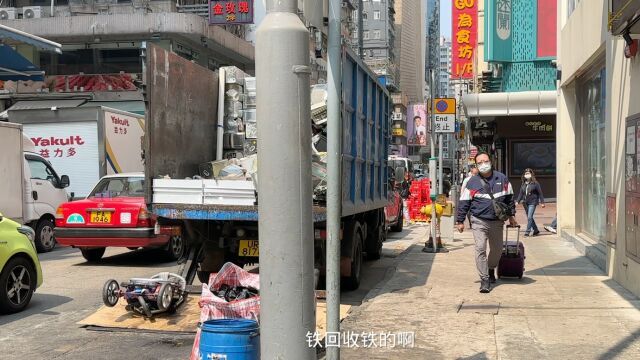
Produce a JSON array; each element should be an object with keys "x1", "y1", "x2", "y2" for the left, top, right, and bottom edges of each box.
[
  {"x1": 22, "y1": 6, "x2": 42, "y2": 19},
  {"x1": 0, "y1": 8, "x2": 17, "y2": 20}
]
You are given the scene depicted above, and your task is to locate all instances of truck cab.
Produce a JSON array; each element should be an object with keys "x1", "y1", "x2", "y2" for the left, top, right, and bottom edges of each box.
[{"x1": 21, "y1": 135, "x2": 70, "y2": 252}]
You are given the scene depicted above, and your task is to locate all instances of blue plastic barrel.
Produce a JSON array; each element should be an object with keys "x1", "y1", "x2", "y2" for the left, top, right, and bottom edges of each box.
[{"x1": 199, "y1": 319, "x2": 260, "y2": 360}]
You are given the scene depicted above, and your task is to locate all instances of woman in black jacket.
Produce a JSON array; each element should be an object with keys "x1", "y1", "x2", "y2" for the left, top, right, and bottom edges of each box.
[{"x1": 515, "y1": 168, "x2": 546, "y2": 236}]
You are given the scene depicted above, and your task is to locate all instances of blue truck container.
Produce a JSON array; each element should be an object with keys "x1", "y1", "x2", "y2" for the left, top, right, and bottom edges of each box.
[{"x1": 143, "y1": 44, "x2": 392, "y2": 290}]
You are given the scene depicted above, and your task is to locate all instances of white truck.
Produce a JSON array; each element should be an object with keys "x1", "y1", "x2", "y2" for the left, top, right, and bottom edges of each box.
[
  {"x1": 7, "y1": 106, "x2": 145, "y2": 198},
  {"x1": 0, "y1": 122, "x2": 70, "y2": 252}
]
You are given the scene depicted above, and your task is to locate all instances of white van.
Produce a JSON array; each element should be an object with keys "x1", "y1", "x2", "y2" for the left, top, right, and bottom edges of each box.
[{"x1": 0, "y1": 122, "x2": 69, "y2": 252}]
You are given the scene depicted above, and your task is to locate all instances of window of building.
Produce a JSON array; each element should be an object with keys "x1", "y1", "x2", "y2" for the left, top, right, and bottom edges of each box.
[
  {"x1": 363, "y1": 31, "x2": 370, "y2": 40},
  {"x1": 577, "y1": 65, "x2": 606, "y2": 242},
  {"x1": 363, "y1": 12, "x2": 368, "y2": 22},
  {"x1": 373, "y1": 30, "x2": 381, "y2": 39},
  {"x1": 373, "y1": 10, "x2": 380, "y2": 20},
  {"x1": 373, "y1": 0, "x2": 381, "y2": 2}
]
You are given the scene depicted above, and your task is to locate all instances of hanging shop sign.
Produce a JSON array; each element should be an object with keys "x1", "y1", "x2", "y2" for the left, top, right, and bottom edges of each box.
[
  {"x1": 209, "y1": 0, "x2": 254, "y2": 25},
  {"x1": 452, "y1": 0, "x2": 478, "y2": 79}
]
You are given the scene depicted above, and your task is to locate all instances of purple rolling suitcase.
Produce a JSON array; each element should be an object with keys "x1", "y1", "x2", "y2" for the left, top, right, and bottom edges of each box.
[{"x1": 497, "y1": 225, "x2": 525, "y2": 279}]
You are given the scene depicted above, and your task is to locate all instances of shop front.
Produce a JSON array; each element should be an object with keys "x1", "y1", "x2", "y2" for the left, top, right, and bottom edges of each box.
[{"x1": 463, "y1": 91, "x2": 557, "y2": 198}]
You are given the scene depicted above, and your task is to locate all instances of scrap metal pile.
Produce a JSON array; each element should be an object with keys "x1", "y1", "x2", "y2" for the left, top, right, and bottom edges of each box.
[{"x1": 152, "y1": 66, "x2": 329, "y2": 206}]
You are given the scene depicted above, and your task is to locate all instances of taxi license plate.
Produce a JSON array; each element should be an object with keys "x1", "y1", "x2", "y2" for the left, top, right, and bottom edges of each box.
[
  {"x1": 90, "y1": 211, "x2": 112, "y2": 223},
  {"x1": 238, "y1": 240, "x2": 259, "y2": 257}
]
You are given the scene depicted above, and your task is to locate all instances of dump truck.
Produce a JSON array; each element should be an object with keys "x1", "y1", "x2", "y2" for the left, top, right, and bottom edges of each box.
[{"x1": 142, "y1": 43, "x2": 392, "y2": 290}]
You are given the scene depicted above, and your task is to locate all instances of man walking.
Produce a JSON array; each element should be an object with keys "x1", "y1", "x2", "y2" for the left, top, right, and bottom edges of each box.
[
  {"x1": 456, "y1": 153, "x2": 517, "y2": 293},
  {"x1": 460, "y1": 166, "x2": 479, "y2": 229}
]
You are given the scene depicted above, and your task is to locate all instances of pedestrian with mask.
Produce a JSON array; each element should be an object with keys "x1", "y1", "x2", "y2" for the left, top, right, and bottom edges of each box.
[
  {"x1": 460, "y1": 166, "x2": 479, "y2": 229},
  {"x1": 514, "y1": 168, "x2": 545, "y2": 237},
  {"x1": 456, "y1": 152, "x2": 517, "y2": 293}
]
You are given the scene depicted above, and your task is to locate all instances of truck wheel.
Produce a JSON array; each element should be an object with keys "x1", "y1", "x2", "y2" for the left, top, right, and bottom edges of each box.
[
  {"x1": 35, "y1": 219, "x2": 56, "y2": 253},
  {"x1": 80, "y1": 248, "x2": 105, "y2": 262},
  {"x1": 343, "y1": 229, "x2": 363, "y2": 291},
  {"x1": 390, "y1": 206, "x2": 404, "y2": 232},
  {"x1": 0, "y1": 257, "x2": 36, "y2": 314},
  {"x1": 165, "y1": 236, "x2": 185, "y2": 261},
  {"x1": 366, "y1": 224, "x2": 385, "y2": 260}
]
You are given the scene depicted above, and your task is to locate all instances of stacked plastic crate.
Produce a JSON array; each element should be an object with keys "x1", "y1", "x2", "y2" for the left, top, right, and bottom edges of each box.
[{"x1": 407, "y1": 179, "x2": 432, "y2": 222}]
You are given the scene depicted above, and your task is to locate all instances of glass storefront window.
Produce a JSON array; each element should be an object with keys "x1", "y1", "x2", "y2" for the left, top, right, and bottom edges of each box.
[{"x1": 577, "y1": 66, "x2": 606, "y2": 241}]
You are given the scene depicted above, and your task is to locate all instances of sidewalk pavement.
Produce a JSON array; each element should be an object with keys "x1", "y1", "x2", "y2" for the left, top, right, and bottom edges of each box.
[{"x1": 340, "y1": 204, "x2": 640, "y2": 359}]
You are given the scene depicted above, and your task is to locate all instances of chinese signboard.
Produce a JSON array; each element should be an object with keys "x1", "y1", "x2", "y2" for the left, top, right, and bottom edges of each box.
[
  {"x1": 524, "y1": 121, "x2": 553, "y2": 133},
  {"x1": 452, "y1": 0, "x2": 478, "y2": 79},
  {"x1": 392, "y1": 128, "x2": 407, "y2": 137},
  {"x1": 209, "y1": 0, "x2": 254, "y2": 25},
  {"x1": 433, "y1": 98, "x2": 456, "y2": 133},
  {"x1": 485, "y1": 0, "x2": 512, "y2": 62},
  {"x1": 407, "y1": 104, "x2": 427, "y2": 146}
]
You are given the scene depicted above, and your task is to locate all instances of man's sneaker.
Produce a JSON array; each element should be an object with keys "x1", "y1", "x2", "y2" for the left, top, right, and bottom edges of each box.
[
  {"x1": 489, "y1": 268, "x2": 496, "y2": 283},
  {"x1": 479, "y1": 280, "x2": 491, "y2": 293},
  {"x1": 532, "y1": 230, "x2": 540, "y2": 236},
  {"x1": 544, "y1": 225, "x2": 557, "y2": 234}
]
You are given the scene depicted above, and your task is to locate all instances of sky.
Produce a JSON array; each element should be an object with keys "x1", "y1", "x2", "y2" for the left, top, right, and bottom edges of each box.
[{"x1": 440, "y1": 0, "x2": 452, "y2": 40}]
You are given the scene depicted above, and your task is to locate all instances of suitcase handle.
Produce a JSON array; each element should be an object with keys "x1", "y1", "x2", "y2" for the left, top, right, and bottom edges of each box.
[{"x1": 504, "y1": 224, "x2": 521, "y2": 256}]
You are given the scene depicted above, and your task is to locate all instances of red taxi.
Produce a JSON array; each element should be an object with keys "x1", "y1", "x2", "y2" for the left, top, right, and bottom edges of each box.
[{"x1": 54, "y1": 173, "x2": 184, "y2": 262}]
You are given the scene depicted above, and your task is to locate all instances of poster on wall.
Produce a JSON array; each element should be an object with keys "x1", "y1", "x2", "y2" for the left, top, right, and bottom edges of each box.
[
  {"x1": 407, "y1": 104, "x2": 427, "y2": 147},
  {"x1": 452, "y1": 0, "x2": 478, "y2": 78},
  {"x1": 510, "y1": 141, "x2": 556, "y2": 176}
]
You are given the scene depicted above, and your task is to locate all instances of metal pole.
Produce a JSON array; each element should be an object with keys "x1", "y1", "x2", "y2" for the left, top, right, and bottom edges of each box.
[
  {"x1": 429, "y1": 69, "x2": 437, "y2": 253},
  {"x1": 438, "y1": 134, "x2": 443, "y2": 194},
  {"x1": 256, "y1": 1, "x2": 315, "y2": 359},
  {"x1": 358, "y1": 0, "x2": 364, "y2": 57},
  {"x1": 216, "y1": 67, "x2": 226, "y2": 161},
  {"x1": 327, "y1": 0, "x2": 342, "y2": 358}
]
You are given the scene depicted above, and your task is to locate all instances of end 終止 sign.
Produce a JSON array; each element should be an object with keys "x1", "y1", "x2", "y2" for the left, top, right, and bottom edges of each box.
[
  {"x1": 209, "y1": 0, "x2": 254, "y2": 25},
  {"x1": 433, "y1": 98, "x2": 456, "y2": 133}
]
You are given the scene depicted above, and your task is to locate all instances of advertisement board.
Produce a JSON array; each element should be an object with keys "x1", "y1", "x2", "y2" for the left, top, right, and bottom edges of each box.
[{"x1": 407, "y1": 104, "x2": 427, "y2": 147}]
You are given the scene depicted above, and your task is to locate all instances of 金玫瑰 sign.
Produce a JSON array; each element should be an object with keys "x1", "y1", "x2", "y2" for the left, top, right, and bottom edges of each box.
[
  {"x1": 452, "y1": 0, "x2": 478, "y2": 79},
  {"x1": 209, "y1": 0, "x2": 254, "y2": 25}
]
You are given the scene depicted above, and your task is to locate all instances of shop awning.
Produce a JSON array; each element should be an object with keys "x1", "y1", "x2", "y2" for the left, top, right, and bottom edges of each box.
[
  {"x1": 0, "y1": 24, "x2": 62, "y2": 54},
  {"x1": 462, "y1": 90, "x2": 557, "y2": 117},
  {"x1": 0, "y1": 45, "x2": 44, "y2": 81}
]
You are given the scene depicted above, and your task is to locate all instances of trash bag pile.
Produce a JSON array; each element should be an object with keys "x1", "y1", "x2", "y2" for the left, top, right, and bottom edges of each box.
[{"x1": 212, "y1": 284, "x2": 259, "y2": 302}]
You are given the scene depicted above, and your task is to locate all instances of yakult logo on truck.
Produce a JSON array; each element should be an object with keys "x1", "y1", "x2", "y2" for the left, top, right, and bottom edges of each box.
[
  {"x1": 111, "y1": 115, "x2": 130, "y2": 127},
  {"x1": 32, "y1": 136, "x2": 85, "y2": 146},
  {"x1": 31, "y1": 136, "x2": 85, "y2": 158}
]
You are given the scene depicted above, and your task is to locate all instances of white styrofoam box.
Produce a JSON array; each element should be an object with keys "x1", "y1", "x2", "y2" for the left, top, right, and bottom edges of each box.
[
  {"x1": 244, "y1": 77, "x2": 256, "y2": 91},
  {"x1": 203, "y1": 179, "x2": 256, "y2": 206},
  {"x1": 153, "y1": 179, "x2": 203, "y2": 204},
  {"x1": 244, "y1": 109, "x2": 257, "y2": 123}
]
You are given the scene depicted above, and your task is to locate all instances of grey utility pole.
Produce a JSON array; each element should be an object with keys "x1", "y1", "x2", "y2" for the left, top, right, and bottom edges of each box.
[
  {"x1": 256, "y1": 1, "x2": 315, "y2": 359},
  {"x1": 428, "y1": 69, "x2": 438, "y2": 253},
  {"x1": 327, "y1": 0, "x2": 343, "y2": 358},
  {"x1": 358, "y1": 0, "x2": 364, "y2": 57}
]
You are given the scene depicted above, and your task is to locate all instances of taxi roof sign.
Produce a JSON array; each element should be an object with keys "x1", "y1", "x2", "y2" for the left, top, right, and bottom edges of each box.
[{"x1": 433, "y1": 98, "x2": 456, "y2": 114}]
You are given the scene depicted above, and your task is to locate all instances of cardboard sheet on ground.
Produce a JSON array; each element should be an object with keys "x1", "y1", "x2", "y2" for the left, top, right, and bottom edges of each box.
[{"x1": 78, "y1": 298, "x2": 351, "y2": 339}]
